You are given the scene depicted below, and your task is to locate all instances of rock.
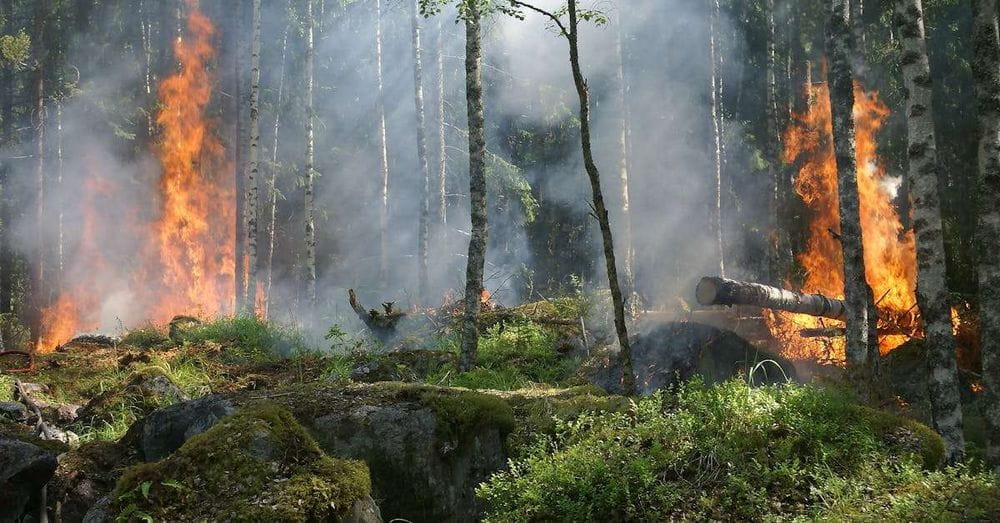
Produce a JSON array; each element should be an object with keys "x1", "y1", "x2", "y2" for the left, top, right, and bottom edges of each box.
[
  {"x1": 0, "y1": 402, "x2": 28, "y2": 423},
  {"x1": 17, "y1": 382, "x2": 50, "y2": 396},
  {"x1": 81, "y1": 495, "x2": 112, "y2": 523},
  {"x1": 110, "y1": 405, "x2": 375, "y2": 522},
  {"x1": 0, "y1": 437, "x2": 58, "y2": 520},
  {"x1": 77, "y1": 370, "x2": 189, "y2": 428},
  {"x1": 581, "y1": 321, "x2": 798, "y2": 395},
  {"x1": 343, "y1": 495, "x2": 383, "y2": 523},
  {"x1": 135, "y1": 394, "x2": 235, "y2": 461},
  {"x1": 43, "y1": 403, "x2": 82, "y2": 424},
  {"x1": 307, "y1": 384, "x2": 512, "y2": 522},
  {"x1": 50, "y1": 442, "x2": 134, "y2": 523}
]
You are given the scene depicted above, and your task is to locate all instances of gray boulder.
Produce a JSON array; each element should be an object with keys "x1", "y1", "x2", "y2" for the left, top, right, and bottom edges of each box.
[
  {"x1": 582, "y1": 321, "x2": 798, "y2": 395},
  {"x1": 0, "y1": 402, "x2": 27, "y2": 423},
  {"x1": 0, "y1": 438, "x2": 58, "y2": 521},
  {"x1": 133, "y1": 394, "x2": 235, "y2": 461}
]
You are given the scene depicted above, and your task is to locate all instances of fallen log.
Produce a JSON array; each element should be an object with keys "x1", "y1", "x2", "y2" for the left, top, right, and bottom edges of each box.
[{"x1": 696, "y1": 276, "x2": 847, "y2": 321}]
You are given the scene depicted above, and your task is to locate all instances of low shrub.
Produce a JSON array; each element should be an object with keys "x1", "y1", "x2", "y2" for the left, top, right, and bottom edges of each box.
[
  {"x1": 478, "y1": 379, "x2": 959, "y2": 522},
  {"x1": 177, "y1": 315, "x2": 310, "y2": 360}
]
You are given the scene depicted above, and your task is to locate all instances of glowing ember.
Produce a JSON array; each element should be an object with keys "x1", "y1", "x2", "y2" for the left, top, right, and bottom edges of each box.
[
  {"x1": 767, "y1": 73, "x2": 918, "y2": 363},
  {"x1": 36, "y1": 0, "x2": 233, "y2": 351}
]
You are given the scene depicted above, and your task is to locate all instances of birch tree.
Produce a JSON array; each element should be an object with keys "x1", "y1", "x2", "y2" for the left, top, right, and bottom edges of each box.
[
  {"x1": 245, "y1": 0, "x2": 261, "y2": 315},
  {"x1": 265, "y1": 0, "x2": 292, "y2": 318},
  {"x1": 304, "y1": 0, "x2": 317, "y2": 303},
  {"x1": 412, "y1": 0, "x2": 431, "y2": 304},
  {"x1": 375, "y1": 0, "x2": 391, "y2": 281},
  {"x1": 613, "y1": 5, "x2": 636, "y2": 313},
  {"x1": 971, "y1": 0, "x2": 1000, "y2": 473},
  {"x1": 895, "y1": 0, "x2": 965, "y2": 463},
  {"x1": 827, "y1": 0, "x2": 874, "y2": 369},
  {"x1": 435, "y1": 17, "x2": 448, "y2": 228},
  {"x1": 708, "y1": 0, "x2": 725, "y2": 278}
]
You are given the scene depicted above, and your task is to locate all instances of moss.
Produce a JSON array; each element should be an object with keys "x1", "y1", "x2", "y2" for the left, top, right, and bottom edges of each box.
[
  {"x1": 120, "y1": 325, "x2": 173, "y2": 350},
  {"x1": 856, "y1": 406, "x2": 946, "y2": 469},
  {"x1": 112, "y1": 403, "x2": 370, "y2": 522}
]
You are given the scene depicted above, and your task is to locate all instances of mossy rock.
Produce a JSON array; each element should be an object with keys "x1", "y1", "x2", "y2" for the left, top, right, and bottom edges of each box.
[
  {"x1": 855, "y1": 406, "x2": 946, "y2": 469},
  {"x1": 349, "y1": 349, "x2": 457, "y2": 383},
  {"x1": 111, "y1": 404, "x2": 372, "y2": 522}
]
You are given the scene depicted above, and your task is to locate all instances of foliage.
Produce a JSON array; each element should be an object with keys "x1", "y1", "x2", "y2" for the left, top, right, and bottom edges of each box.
[
  {"x1": 477, "y1": 379, "x2": 953, "y2": 522},
  {"x1": 430, "y1": 318, "x2": 579, "y2": 390},
  {"x1": 176, "y1": 315, "x2": 310, "y2": 361},
  {"x1": 0, "y1": 29, "x2": 29, "y2": 68}
]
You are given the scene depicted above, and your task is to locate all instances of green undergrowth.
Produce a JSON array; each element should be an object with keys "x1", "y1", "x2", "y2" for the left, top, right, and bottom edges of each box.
[
  {"x1": 170, "y1": 315, "x2": 311, "y2": 361},
  {"x1": 112, "y1": 404, "x2": 370, "y2": 522},
  {"x1": 425, "y1": 319, "x2": 580, "y2": 390},
  {"x1": 477, "y1": 379, "x2": 972, "y2": 522}
]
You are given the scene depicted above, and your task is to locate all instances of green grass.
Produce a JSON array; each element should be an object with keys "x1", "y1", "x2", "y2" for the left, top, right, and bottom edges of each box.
[
  {"x1": 119, "y1": 324, "x2": 172, "y2": 349},
  {"x1": 176, "y1": 315, "x2": 311, "y2": 361},
  {"x1": 428, "y1": 319, "x2": 579, "y2": 390},
  {"x1": 477, "y1": 379, "x2": 969, "y2": 522}
]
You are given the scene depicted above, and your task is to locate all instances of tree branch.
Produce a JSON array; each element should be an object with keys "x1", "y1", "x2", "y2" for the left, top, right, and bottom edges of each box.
[{"x1": 507, "y1": 0, "x2": 569, "y2": 37}]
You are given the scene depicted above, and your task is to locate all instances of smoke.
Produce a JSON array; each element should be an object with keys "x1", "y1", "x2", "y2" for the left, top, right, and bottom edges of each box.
[{"x1": 1, "y1": 0, "x2": 764, "y2": 344}]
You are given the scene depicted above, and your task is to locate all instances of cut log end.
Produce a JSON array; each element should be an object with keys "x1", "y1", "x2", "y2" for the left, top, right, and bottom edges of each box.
[{"x1": 695, "y1": 277, "x2": 723, "y2": 307}]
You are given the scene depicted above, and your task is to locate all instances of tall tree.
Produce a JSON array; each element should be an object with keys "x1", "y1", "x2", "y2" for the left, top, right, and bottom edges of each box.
[
  {"x1": 459, "y1": 0, "x2": 487, "y2": 372},
  {"x1": 895, "y1": 0, "x2": 966, "y2": 464},
  {"x1": 412, "y1": 0, "x2": 431, "y2": 304},
  {"x1": 304, "y1": 0, "x2": 317, "y2": 303},
  {"x1": 766, "y1": 0, "x2": 792, "y2": 282},
  {"x1": 375, "y1": 0, "x2": 391, "y2": 281},
  {"x1": 265, "y1": 0, "x2": 292, "y2": 318},
  {"x1": 971, "y1": 0, "x2": 1000, "y2": 473},
  {"x1": 708, "y1": 0, "x2": 725, "y2": 278},
  {"x1": 245, "y1": 0, "x2": 262, "y2": 315},
  {"x1": 234, "y1": 1, "x2": 247, "y2": 313},
  {"x1": 827, "y1": 0, "x2": 873, "y2": 369},
  {"x1": 613, "y1": 4, "x2": 636, "y2": 313},
  {"x1": 31, "y1": 0, "x2": 45, "y2": 336},
  {"x1": 435, "y1": 17, "x2": 447, "y2": 228},
  {"x1": 508, "y1": 0, "x2": 636, "y2": 395}
]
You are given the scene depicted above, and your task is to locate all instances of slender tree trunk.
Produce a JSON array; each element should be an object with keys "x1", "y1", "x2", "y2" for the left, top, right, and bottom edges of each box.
[
  {"x1": 234, "y1": 2, "x2": 246, "y2": 314},
  {"x1": 708, "y1": 0, "x2": 725, "y2": 277},
  {"x1": 971, "y1": 0, "x2": 1000, "y2": 473},
  {"x1": 827, "y1": 0, "x2": 874, "y2": 370},
  {"x1": 1, "y1": 0, "x2": 12, "y2": 322},
  {"x1": 896, "y1": 0, "x2": 966, "y2": 463},
  {"x1": 566, "y1": 0, "x2": 636, "y2": 395},
  {"x1": 32, "y1": 10, "x2": 46, "y2": 336},
  {"x1": 411, "y1": 0, "x2": 431, "y2": 304},
  {"x1": 265, "y1": 0, "x2": 291, "y2": 319},
  {"x1": 375, "y1": 0, "x2": 391, "y2": 282},
  {"x1": 459, "y1": 2, "x2": 487, "y2": 372},
  {"x1": 436, "y1": 17, "x2": 448, "y2": 228},
  {"x1": 614, "y1": 6, "x2": 636, "y2": 313},
  {"x1": 304, "y1": 0, "x2": 317, "y2": 303},
  {"x1": 766, "y1": 0, "x2": 791, "y2": 283},
  {"x1": 55, "y1": 102, "x2": 63, "y2": 289},
  {"x1": 245, "y1": 0, "x2": 262, "y2": 316}
]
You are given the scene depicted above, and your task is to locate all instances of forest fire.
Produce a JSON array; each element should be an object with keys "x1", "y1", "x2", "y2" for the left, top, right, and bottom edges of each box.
[
  {"x1": 36, "y1": 1, "x2": 233, "y2": 351},
  {"x1": 767, "y1": 78, "x2": 919, "y2": 363}
]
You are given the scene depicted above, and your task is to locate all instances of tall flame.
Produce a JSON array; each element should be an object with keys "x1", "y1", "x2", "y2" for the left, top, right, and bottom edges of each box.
[
  {"x1": 36, "y1": 0, "x2": 233, "y2": 351},
  {"x1": 768, "y1": 74, "x2": 918, "y2": 363},
  {"x1": 140, "y1": 0, "x2": 234, "y2": 321}
]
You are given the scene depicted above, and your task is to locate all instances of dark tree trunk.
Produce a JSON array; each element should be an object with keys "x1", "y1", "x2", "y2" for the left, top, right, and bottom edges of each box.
[
  {"x1": 827, "y1": 0, "x2": 875, "y2": 370},
  {"x1": 234, "y1": 1, "x2": 247, "y2": 313},
  {"x1": 459, "y1": 1, "x2": 487, "y2": 372},
  {"x1": 971, "y1": 0, "x2": 1000, "y2": 473}
]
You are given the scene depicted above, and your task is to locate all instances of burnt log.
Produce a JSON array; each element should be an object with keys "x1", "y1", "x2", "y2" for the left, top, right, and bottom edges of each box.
[
  {"x1": 348, "y1": 289, "x2": 407, "y2": 342},
  {"x1": 696, "y1": 276, "x2": 847, "y2": 321}
]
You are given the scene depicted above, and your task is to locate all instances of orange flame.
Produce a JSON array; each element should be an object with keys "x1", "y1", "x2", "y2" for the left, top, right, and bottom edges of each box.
[
  {"x1": 140, "y1": 0, "x2": 234, "y2": 322},
  {"x1": 768, "y1": 72, "x2": 918, "y2": 363},
  {"x1": 36, "y1": 1, "x2": 233, "y2": 351}
]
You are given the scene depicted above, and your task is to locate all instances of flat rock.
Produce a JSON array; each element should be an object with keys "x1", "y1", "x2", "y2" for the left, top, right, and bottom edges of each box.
[
  {"x1": 135, "y1": 394, "x2": 236, "y2": 461},
  {"x1": 0, "y1": 437, "x2": 58, "y2": 520}
]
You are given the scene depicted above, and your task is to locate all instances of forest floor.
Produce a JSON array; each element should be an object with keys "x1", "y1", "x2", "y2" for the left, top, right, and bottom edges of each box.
[{"x1": 1, "y1": 304, "x2": 998, "y2": 521}]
